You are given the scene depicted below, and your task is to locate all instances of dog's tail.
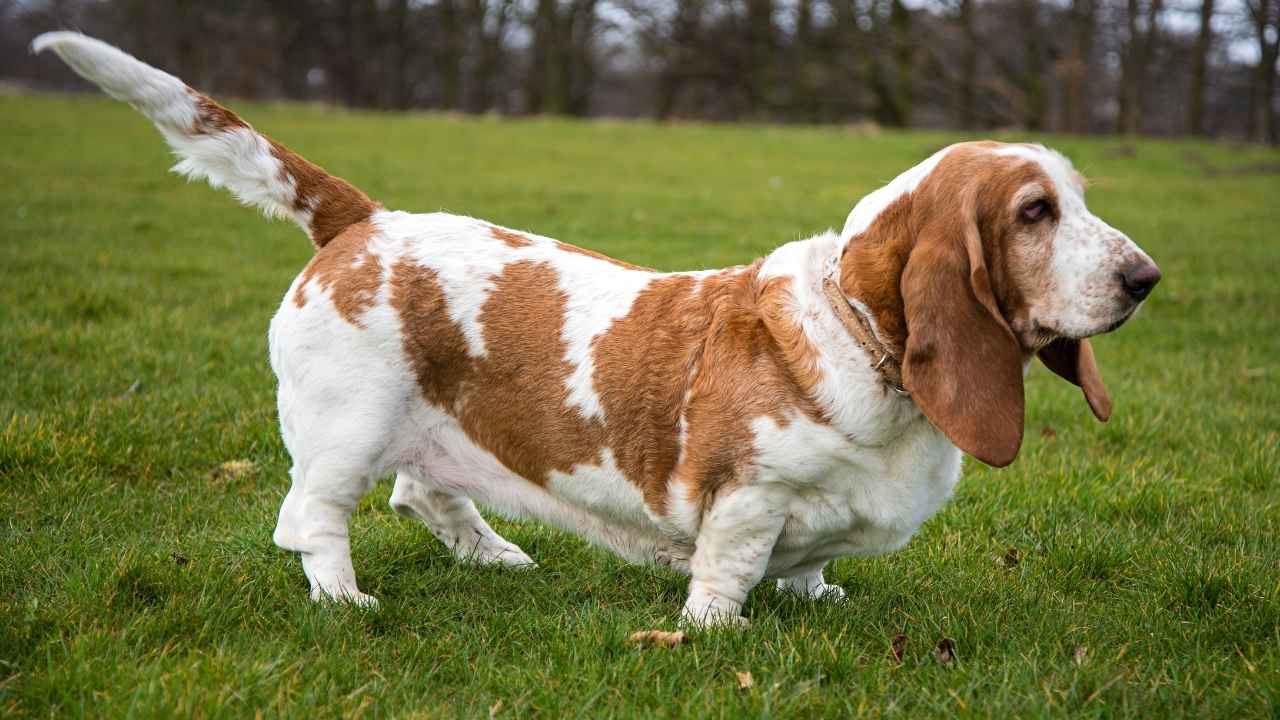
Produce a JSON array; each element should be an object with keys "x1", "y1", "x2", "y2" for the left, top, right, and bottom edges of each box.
[{"x1": 31, "y1": 32, "x2": 375, "y2": 249}]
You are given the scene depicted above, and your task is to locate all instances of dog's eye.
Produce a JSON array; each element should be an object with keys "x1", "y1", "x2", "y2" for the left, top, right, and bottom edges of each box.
[{"x1": 1021, "y1": 199, "x2": 1051, "y2": 223}]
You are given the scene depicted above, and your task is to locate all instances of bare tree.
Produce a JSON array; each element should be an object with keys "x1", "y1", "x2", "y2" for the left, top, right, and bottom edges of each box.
[
  {"x1": 6, "y1": 0, "x2": 1275, "y2": 140},
  {"x1": 1061, "y1": 0, "x2": 1095, "y2": 133},
  {"x1": 1187, "y1": 0, "x2": 1215, "y2": 135},
  {"x1": 1117, "y1": 0, "x2": 1164, "y2": 134},
  {"x1": 465, "y1": 0, "x2": 516, "y2": 113},
  {"x1": 527, "y1": 0, "x2": 598, "y2": 116},
  {"x1": 1245, "y1": 0, "x2": 1280, "y2": 143},
  {"x1": 863, "y1": 0, "x2": 914, "y2": 127},
  {"x1": 956, "y1": 0, "x2": 980, "y2": 129},
  {"x1": 1018, "y1": 0, "x2": 1047, "y2": 130},
  {"x1": 653, "y1": 0, "x2": 707, "y2": 119}
]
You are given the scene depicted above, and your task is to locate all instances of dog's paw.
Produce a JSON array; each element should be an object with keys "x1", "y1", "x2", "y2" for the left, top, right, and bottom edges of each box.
[
  {"x1": 680, "y1": 594, "x2": 748, "y2": 629},
  {"x1": 489, "y1": 546, "x2": 537, "y2": 569},
  {"x1": 806, "y1": 582, "x2": 847, "y2": 601},
  {"x1": 459, "y1": 538, "x2": 536, "y2": 569},
  {"x1": 681, "y1": 609, "x2": 750, "y2": 630},
  {"x1": 776, "y1": 576, "x2": 847, "y2": 601},
  {"x1": 311, "y1": 586, "x2": 380, "y2": 608}
]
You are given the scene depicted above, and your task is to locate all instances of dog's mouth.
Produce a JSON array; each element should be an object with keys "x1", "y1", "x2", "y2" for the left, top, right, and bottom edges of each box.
[
  {"x1": 1029, "y1": 302, "x2": 1141, "y2": 346},
  {"x1": 1099, "y1": 304, "x2": 1141, "y2": 335}
]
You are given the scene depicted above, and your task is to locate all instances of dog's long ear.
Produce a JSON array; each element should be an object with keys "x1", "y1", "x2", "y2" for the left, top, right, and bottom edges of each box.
[
  {"x1": 1038, "y1": 338, "x2": 1112, "y2": 421},
  {"x1": 901, "y1": 195, "x2": 1026, "y2": 468}
]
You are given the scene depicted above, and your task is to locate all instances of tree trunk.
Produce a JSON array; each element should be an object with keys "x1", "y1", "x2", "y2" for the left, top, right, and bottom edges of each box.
[
  {"x1": 1018, "y1": 0, "x2": 1045, "y2": 130},
  {"x1": 1265, "y1": 15, "x2": 1280, "y2": 144},
  {"x1": 1249, "y1": 0, "x2": 1280, "y2": 143},
  {"x1": 391, "y1": 0, "x2": 410, "y2": 109},
  {"x1": 526, "y1": 0, "x2": 558, "y2": 113},
  {"x1": 437, "y1": 0, "x2": 462, "y2": 110},
  {"x1": 744, "y1": 0, "x2": 775, "y2": 117},
  {"x1": 1063, "y1": 0, "x2": 1094, "y2": 133},
  {"x1": 1187, "y1": 0, "x2": 1214, "y2": 135},
  {"x1": 654, "y1": 0, "x2": 704, "y2": 120},
  {"x1": 1116, "y1": 0, "x2": 1139, "y2": 133},
  {"x1": 467, "y1": 0, "x2": 513, "y2": 114},
  {"x1": 1132, "y1": 0, "x2": 1163, "y2": 133},
  {"x1": 892, "y1": 0, "x2": 913, "y2": 126},
  {"x1": 957, "y1": 0, "x2": 978, "y2": 130},
  {"x1": 563, "y1": 0, "x2": 597, "y2": 116},
  {"x1": 795, "y1": 0, "x2": 817, "y2": 122}
]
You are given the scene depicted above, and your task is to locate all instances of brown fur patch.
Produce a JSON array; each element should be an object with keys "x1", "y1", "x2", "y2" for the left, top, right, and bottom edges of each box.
[
  {"x1": 191, "y1": 92, "x2": 245, "y2": 133},
  {"x1": 838, "y1": 193, "x2": 915, "y2": 356},
  {"x1": 591, "y1": 273, "x2": 701, "y2": 509},
  {"x1": 757, "y1": 276, "x2": 826, "y2": 399},
  {"x1": 593, "y1": 265, "x2": 824, "y2": 511},
  {"x1": 292, "y1": 221, "x2": 383, "y2": 327},
  {"x1": 489, "y1": 226, "x2": 533, "y2": 248},
  {"x1": 270, "y1": 141, "x2": 377, "y2": 248},
  {"x1": 555, "y1": 241, "x2": 652, "y2": 271},
  {"x1": 392, "y1": 259, "x2": 606, "y2": 485},
  {"x1": 390, "y1": 256, "x2": 823, "y2": 513},
  {"x1": 188, "y1": 91, "x2": 375, "y2": 249}
]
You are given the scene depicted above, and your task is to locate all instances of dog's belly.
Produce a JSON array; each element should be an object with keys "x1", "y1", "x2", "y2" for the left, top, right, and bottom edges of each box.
[
  {"x1": 393, "y1": 402, "x2": 962, "y2": 578},
  {"x1": 395, "y1": 409, "x2": 672, "y2": 565}
]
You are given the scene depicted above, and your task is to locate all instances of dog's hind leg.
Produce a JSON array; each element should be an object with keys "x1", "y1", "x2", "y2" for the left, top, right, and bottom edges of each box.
[
  {"x1": 274, "y1": 454, "x2": 380, "y2": 606},
  {"x1": 776, "y1": 563, "x2": 847, "y2": 601},
  {"x1": 272, "y1": 391, "x2": 396, "y2": 606},
  {"x1": 389, "y1": 471, "x2": 535, "y2": 568}
]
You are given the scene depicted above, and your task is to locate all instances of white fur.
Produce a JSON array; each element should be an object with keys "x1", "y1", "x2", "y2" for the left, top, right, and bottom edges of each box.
[{"x1": 33, "y1": 32, "x2": 310, "y2": 237}]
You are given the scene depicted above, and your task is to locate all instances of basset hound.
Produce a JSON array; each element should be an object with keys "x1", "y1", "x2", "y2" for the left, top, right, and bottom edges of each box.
[{"x1": 36, "y1": 33, "x2": 1160, "y2": 626}]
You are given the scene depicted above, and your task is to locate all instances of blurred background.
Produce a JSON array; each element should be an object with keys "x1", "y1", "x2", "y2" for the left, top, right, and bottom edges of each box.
[{"x1": 3, "y1": 0, "x2": 1277, "y2": 142}]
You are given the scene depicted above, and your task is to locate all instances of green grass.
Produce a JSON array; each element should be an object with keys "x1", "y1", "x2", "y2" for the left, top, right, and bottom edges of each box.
[{"x1": 1, "y1": 94, "x2": 1278, "y2": 718}]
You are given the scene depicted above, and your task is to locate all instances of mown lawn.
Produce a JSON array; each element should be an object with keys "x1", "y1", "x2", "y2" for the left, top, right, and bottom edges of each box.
[{"x1": 1, "y1": 94, "x2": 1277, "y2": 718}]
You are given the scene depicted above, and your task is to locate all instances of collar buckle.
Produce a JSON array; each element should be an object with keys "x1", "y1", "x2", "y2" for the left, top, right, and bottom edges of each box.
[{"x1": 821, "y1": 276, "x2": 909, "y2": 398}]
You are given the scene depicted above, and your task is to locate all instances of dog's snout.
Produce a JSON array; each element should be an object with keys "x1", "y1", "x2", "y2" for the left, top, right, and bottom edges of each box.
[{"x1": 1120, "y1": 261, "x2": 1162, "y2": 301}]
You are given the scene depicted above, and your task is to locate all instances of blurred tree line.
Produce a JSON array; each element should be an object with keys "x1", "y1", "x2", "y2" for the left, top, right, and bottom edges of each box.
[{"x1": 3, "y1": 0, "x2": 1277, "y2": 142}]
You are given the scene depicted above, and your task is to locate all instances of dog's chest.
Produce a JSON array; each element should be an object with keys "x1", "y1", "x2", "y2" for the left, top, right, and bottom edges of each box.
[{"x1": 749, "y1": 410, "x2": 964, "y2": 576}]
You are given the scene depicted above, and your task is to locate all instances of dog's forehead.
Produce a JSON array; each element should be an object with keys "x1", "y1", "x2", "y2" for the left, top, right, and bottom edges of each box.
[{"x1": 992, "y1": 144, "x2": 1085, "y2": 203}]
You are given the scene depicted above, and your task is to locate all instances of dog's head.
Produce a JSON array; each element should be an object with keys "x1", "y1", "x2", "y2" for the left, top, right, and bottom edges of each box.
[{"x1": 838, "y1": 142, "x2": 1159, "y2": 467}]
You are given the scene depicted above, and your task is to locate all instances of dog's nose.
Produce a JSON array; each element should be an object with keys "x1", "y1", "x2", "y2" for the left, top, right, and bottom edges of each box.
[{"x1": 1121, "y1": 261, "x2": 1162, "y2": 301}]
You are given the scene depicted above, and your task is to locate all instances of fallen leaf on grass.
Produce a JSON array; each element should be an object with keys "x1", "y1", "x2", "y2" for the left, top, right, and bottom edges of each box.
[
  {"x1": 735, "y1": 671, "x2": 754, "y2": 690},
  {"x1": 890, "y1": 633, "x2": 908, "y2": 663},
  {"x1": 934, "y1": 638, "x2": 956, "y2": 665},
  {"x1": 628, "y1": 630, "x2": 687, "y2": 648},
  {"x1": 997, "y1": 547, "x2": 1022, "y2": 569},
  {"x1": 211, "y1": 459, "x2": 257, "y2": 481}
]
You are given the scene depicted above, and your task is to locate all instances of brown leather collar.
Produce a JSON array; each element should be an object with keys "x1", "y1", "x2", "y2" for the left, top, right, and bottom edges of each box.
[{"x1": 822, "y1": 276, "x2": 909, "y2": 396}]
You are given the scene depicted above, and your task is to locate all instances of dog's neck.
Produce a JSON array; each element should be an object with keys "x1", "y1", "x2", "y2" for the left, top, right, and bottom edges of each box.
[{"x1": 833, "y1": 197, "x2": 916, "y2": 359}]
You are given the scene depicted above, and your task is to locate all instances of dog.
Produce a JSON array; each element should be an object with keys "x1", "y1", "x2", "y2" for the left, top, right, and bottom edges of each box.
[{"x1": 35, "y1": 32, "x2": 1159, "y2": 626}]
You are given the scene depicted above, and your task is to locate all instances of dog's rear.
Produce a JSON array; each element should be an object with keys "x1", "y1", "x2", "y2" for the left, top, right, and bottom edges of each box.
[{"x1": 32, "y1": 32, "x2": 374, "y2": 248}]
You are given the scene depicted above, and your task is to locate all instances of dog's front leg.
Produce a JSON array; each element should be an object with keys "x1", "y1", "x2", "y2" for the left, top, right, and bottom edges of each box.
[{"x1": 682, "y1": 485, "x2": 784, "y2": 628}]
